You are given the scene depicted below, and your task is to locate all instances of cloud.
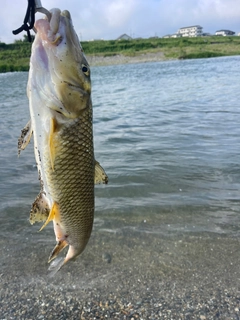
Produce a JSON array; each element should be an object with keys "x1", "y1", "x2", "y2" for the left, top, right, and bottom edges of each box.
[
  {"x1": 0, "y1": 0, "x2": 239, "y2": 43},
  {"x1": 105, "y1": 0, "x2": 136, "y2": 27}
]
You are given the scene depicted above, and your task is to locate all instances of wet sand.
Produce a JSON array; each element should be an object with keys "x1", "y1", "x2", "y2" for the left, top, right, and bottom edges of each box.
[
  {"x1": 87, "y1": 51, "x2": 166, "y2": 67},
  {"x1": 1, "y1": 221, "x2": 240, "y2": 319}
]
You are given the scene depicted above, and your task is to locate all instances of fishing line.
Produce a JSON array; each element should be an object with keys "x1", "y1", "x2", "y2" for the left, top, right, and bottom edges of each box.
[{"x1": 12, "y1": 0, "x2": 36, "y2": 42}]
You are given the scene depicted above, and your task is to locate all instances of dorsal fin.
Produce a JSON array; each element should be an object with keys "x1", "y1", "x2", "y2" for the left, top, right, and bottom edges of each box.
[
  {"x1": 29, "y1": 192, "x2": 50, "y2": 225},
  {"x1": 18, "y1": 119, "x2": 32, "y2": 156},
  {"x1": 94, "y1": 160, "x2": 108, "y2": 184}
]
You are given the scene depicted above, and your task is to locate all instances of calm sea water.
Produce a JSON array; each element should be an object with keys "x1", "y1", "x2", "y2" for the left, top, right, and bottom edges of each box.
[{"x1": 1, "y1": 56, "x2": 240, "y2": 241}]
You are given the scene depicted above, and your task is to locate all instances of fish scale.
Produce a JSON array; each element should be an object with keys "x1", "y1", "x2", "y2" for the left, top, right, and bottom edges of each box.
[
  {"x1": 18, "y1": 8, "x2": 108, "y2": 274},
  {"x1": 48, "y1": 112, "x2": 94, "y2": 235}
]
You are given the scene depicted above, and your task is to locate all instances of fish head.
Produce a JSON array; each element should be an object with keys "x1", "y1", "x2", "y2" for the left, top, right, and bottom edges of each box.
[{"x1": 29, "y1": 8, "x2": 91, "y2": 119}]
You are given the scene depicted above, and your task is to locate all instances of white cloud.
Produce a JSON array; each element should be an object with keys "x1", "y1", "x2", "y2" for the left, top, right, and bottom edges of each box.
[
  {"x1": 105, "y1": 0, "x2": 136, "y2": 28},
  {"x1": 0, "y1": 0, "x2": 239, "y2": 43}
]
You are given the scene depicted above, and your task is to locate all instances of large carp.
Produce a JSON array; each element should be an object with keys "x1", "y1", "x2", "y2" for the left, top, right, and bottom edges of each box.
[{"x1": 18, "y1": 8, "x2": 107, "y2": 273}]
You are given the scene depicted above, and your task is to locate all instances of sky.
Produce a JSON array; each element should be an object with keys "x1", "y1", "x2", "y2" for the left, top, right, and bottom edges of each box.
[{"x1": 0, "y1": 0, "x2": 240, "y2": 43}]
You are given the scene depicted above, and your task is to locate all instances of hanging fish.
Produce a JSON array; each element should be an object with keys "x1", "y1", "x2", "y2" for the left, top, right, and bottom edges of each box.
[{"x1": 18, "y1": 8, "x2": 108, "y2": 274}]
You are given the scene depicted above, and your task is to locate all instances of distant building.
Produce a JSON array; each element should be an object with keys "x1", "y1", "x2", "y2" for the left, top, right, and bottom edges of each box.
[
  {"x1": 117, "y1": 34, "x2": 132, "y2": 40},
  {"x1": 202, "y1": 32, "x2": 211, "y2": 36},
  {"x1": 88, "y1": 39, "x2": 104, "y2": 41},
  {"x1": 215, "y1": 30, "x2": 235, "y2": 36},
  {"x1": 170, "y1": 33, "x2": 182, "y2": 38},
  {"x1": 162, "y1": 34, "x2": 182, "y2": 38},
  {"x1": 177, "y1": 25, "x2": 203, "y2": 37},
  {"x1": 162, "y1": 34, "x2": 172, "y2": 38}
]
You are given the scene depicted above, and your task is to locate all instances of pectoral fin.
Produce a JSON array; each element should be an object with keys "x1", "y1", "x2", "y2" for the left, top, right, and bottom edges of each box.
[
  {"x1": 39, "y1": 201, "x2": 59, "y2": 231},
  {"x1": 18, "y1": 119, "x2": 32, "y2": 156},
  {"x1": 49, "y1": 118, "x2": 57, "y2": 171},
  {"x1": 95, "y1": 160, "x2": 108, "y2": 184},
  {"x1": 29, "y1": 192, "x2": 50, "y2": 225}
]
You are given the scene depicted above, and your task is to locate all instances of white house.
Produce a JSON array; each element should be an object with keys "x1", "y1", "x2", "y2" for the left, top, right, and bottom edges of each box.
[
  {"x1": 171, "y1": 33, "x2": 182, "y2": 38},
  {"x1": 162, "y1": 34, "x2": 171, "y2": 38},
  {"x1": 117, "y1": 34, "x2": 132, "y2": 40},
  {"x1": 177, "y1": 25, "x2": 203, "y2": 37},
  {"x1": 215, "y1": 30, "x2": 235, "y2": 36}
]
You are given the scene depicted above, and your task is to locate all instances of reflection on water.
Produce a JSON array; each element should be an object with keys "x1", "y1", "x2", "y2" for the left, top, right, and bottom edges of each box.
[
  {"x1": 1, "y1": 56, "x2": 240, "y2": 241},
  {"x1": 1, "y1": 58, "x2": 240, "y2": 319}
]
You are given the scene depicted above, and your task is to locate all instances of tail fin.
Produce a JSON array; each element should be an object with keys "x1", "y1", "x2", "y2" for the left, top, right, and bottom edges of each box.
[
  {"x1": 47, "y1": 245, "x2": 80, "y2": 276},
  {"x1": 48, "y1": 257, "x2": 65, "y2": 277}
]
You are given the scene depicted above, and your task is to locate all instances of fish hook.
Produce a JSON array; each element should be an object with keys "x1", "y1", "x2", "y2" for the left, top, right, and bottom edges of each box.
[{"x1": 12, "y1": 0, "x2": 51, "y2": 42}]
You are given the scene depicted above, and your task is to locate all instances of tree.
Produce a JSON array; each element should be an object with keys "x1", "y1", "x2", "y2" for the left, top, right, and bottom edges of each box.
[{"x1": 23, "y1": 34, "x2": 35, "y2": 42}]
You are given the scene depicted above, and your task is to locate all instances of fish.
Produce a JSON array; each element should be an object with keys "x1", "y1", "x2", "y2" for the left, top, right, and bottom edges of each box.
[{"x1": 18, "y1": 8, "x2": 108, "y2": 274}]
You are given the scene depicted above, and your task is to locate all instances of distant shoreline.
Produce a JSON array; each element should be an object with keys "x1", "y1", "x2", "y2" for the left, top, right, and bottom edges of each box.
[
  {"x1": 87, "y1": 51, "x2": 167, "y2": 67},
  {"x1": 1, "y1": 35, "x2": 240, "y2": 72}
]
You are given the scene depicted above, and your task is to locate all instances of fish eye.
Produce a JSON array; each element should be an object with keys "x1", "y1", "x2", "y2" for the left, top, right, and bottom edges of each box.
[{"x1": 82, "y1": 65, "x2": 89, "y2": 75}]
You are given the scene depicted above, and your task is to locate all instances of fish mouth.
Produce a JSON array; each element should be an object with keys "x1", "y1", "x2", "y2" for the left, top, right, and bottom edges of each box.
[
  {"x1": 32, "y1": 9, "x2": 67, "y2": 70},
  {"x1": 33, "y1": 8, "x2": 81, "y2": 72},
  {"x1": 32, "y1": 9, "x2": 72, "y2": 74},
  {"x1": 34, "y1": 9, "x2": 68, "y2": 46}
]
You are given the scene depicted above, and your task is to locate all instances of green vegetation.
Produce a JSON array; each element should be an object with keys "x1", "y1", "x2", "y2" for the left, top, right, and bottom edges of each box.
[
  {"x1": 0, "y1": 36, "x2": 240, "y2": 73},
  {"x1": 0, "y1": 41, "x2": 31, "y2": 72}
]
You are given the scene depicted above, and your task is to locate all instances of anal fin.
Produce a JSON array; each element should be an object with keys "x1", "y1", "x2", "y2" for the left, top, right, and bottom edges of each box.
[
  {"x1": 39, "y1": 201, "x2": 59, "y2": 231},
  {"x1": 95, "y1": 160, "x2": 108, "y2": 184},
  {"x1": 18, "y1": 119, "x2": 32, "y2": 156},
  {"x1": 29, "y1": 192, "x2": 50, "y2": 225},
  {"x1": 48, "y1": 240, "x2": 68, "y2": 263}
]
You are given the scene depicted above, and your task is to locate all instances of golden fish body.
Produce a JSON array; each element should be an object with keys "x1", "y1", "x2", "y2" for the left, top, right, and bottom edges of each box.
[{"x1": 18, "y1": 8, "x2": 107, "y2": 273}]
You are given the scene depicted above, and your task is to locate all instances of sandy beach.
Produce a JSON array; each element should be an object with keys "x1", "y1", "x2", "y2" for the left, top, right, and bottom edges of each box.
[
  {"x1": 87, "y1": 51, "x2": 166, "y2": 67},
  {"x1": 1, "y1": 222, "x2": 240, "y2": 319}
]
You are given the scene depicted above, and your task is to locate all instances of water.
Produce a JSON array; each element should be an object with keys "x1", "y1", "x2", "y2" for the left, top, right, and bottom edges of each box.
[
  {"x1": 1, "y1": 56, "x2": 240, "y2": 238},
  {"x1": 1, "y1": 56, "x2": 240, "y2": 253},
  {"x1": 92, "y1": 56, "x2": 240, "y2": 235},
  {"x1": 1, "y1": 55, "x2": 240, "y2": 318}
]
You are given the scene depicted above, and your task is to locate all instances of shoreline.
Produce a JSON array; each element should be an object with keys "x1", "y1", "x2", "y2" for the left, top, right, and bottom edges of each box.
[
  {"x1": 0, "y1": 52, "x2": 168, "y2": 74},
  {"x1": 0, "y1": 52, "x2": 239, "y2": 73},
  {"x1": 87, "y1": 51, "x2": 167, "y2": 67},
  {"x1": 1, "y1": 226, "x2": 240, "y2": 319}
]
